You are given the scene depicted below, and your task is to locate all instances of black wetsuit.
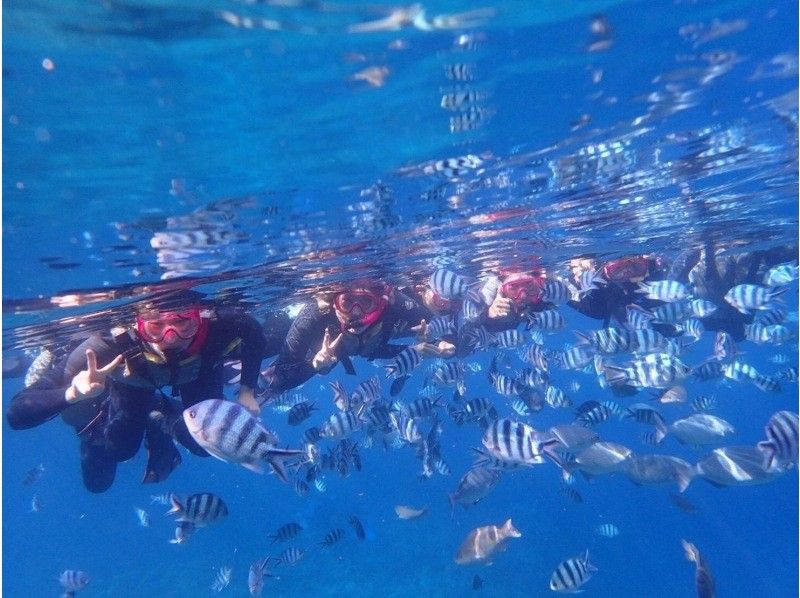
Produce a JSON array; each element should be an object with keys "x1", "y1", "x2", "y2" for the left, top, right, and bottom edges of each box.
[
  {"x1": 6, "y1": 309, "x2": 266, "y2": 493},
  {"x1": 264, "y1": 292, "x2": 429, "y2": 395}
]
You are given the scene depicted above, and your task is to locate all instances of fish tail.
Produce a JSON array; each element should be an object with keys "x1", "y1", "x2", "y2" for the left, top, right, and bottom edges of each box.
[
  {"x1": 166, "y1": 496, "x2": 183, "y2": 517},
  {"x1": 676, "y1": 467, "x2": 694, "y2": 493},
  {"x1": 756, "y1": 440, "x2": 776, "y2": 470}
]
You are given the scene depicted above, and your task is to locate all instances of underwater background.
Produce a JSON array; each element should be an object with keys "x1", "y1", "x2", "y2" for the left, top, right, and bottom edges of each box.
[{"x1": 3, "y1": 0, "x2": 798, "y2": 596}]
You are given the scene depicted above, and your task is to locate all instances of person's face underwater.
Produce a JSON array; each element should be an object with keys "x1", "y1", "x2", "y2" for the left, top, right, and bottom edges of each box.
[
  {"x1": 333, "y1": 290, "x2": 384, "y2": 334},
  {"x1": 136, "y1": 309, "x2": 201, "y2": 351}
]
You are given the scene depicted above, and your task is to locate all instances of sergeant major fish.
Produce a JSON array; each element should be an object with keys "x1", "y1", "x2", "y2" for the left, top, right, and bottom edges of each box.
[{"x1": 183, "y1": 400, "x2": 304, "y2": 482}]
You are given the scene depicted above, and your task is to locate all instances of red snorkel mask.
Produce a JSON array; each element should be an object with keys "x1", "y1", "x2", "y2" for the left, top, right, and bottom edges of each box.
[
  {"x1": 602, "y1": 257, "x2": 649, "y2": 283},
  {"x1": 334, "y1": 289, "x2": 388, "y2": 332},
  {"x1": 136, "y1": 309, "x2": 203, "y2": 343},
  {"x1": 500, "y1": 275, "x2": 543, "y2": 305}
]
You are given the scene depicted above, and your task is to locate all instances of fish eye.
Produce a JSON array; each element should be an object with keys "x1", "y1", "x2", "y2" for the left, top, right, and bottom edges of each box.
[{"x1": 189, "y1": 409, "x2": 196, "y2": 418}]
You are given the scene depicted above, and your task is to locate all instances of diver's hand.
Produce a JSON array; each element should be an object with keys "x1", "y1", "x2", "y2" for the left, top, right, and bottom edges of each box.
[
  {"x1": 410, "y1": 319, "x2": 428, "y2": 341},
  {"x1": 312, "y1": 328, "x2": 343, "y2": 372},
  {"x1": 436, "y1": 340, "x2": 456, "y2": 358},
  {"x1": 488, "y1": 295, "x2": 512, "y2": 319},
  {"x1": 66, "y1": 349, "x2": 123, "y2": 403},
  {"x1": 237, "y1": 385, "x2": 260, "y2": 416}
]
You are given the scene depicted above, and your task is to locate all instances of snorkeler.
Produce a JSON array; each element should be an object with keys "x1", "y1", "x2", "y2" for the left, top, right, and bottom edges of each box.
[
  {"x1": 261, "y1": 282, "x2": 454, "y2": 397},
  {"x1": 6, "y1": 289, "x2": 267, "y2": 493},
  {"x1": 567, "y1": 254, "x2": 670, "y2": 329}
]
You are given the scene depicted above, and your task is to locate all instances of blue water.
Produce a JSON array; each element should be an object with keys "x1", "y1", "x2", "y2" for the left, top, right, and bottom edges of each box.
[{"x1": 3, "y1": 0, "x2": 798, "y2": 596}]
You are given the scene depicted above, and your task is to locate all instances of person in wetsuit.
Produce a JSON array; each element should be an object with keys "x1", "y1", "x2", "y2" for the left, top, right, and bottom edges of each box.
[
  {"x1": 6, "y1": 290, "x2": 267, "y2": 493},
  {"x1": 261, "y1": 283, "x2": 454, "y2": 397},
  {"x1": 566, "y1": 254, "x2": 670, "y2": 330},
  {"x1": 478, "y1": 269, "x2": 553, "y2": 331}
]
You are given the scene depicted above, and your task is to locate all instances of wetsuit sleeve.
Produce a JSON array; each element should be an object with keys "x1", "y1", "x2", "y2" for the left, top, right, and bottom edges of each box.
[
  {"x1": 267, "y1": 302, "x2": 329, "y2": 394},
  {"x1": 262, "y1": 310, "x2": 292, "y2": 358},
  {"x1": 390, "y1": 291, "x2": 430, "y2": 334},
  {"x1": 223, "y1": 312, "x2": 267, "y2": 389},
  {"x1": 6, "y1": 336, "x2": 117, "y2": 430}
]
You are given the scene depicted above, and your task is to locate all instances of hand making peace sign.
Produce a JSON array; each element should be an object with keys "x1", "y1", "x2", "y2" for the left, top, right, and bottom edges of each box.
[
  {"x1": 312, "y1": 328, "x2": 344, "y2": 373},
  {"x1": 66, "y1": 349, "x2": 124, "y2": 404}
]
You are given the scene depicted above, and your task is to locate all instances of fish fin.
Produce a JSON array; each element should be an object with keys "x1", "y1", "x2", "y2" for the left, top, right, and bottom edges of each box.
[
  {"x1": 166, "y1": 496, "x2": 183, "y2": 517},
  {"x1": 676, "y1": 468, "x2": 694, "y2": 494},
  {"x1": 241, "y1": 460, "x2": 265, "y2": 474}
]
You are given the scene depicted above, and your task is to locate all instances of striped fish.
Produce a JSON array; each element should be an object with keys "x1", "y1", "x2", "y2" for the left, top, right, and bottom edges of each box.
[
  {"x1": 754, "y1": 307, "x2": 787, "y2": 325},
  {"x1": 460, "y1": 299, "x2": 484, "y2": 324},
  {"x1": 349, "y1": 516, "x2": 366, "y2": 540},
  {"x1": 402, "y1": 397, "x2": 440, "y2": 419},
  {"x1": 320, "y1": 528, "x2": 345, "y2": 547},
  {"x1": 549, "y1": 550, "x2": 597, "y2": 593},
  {"x1": 763, "y1": 261, "x2": 798, "y2": 286},
  {"x1": 293, "y1": 479, "x2": 309, "y2": 497},
  {"x1": 541, "y1": 279, "x2": 573, "y2": 304},
  {"x1": 150, "y1": 492, "x2": 177, "y2": 506},
  {"x1": 545, "y1": 386, "x2": 572, "y2": 409},
  {"x1": 425, "y1": 154, "x2": 483, "y2": 178},
  {"x1": 691, "y1": 395, "x2": 716, "y2": 412},
  {"x1": 781, "y1": 367, "x2": 798, "y2": 382},
  {"x1": 384, "y1": 347, "x2": 422, "y2": 378},
  {"x1": 492, "y1": 329, "x2": 527, "y2": 349},
  {"x1": 560, "y1": 485, "x2": 583, "y2": 503},
  {"x1": 724, "y1": 284, "x2": 786, "y2": 314},
  {"x1": 526, "y1": 309, "x2": 566, "y2": 331},
  {"x1": 481, "y1": 419, "x2": 552, "y2": 466},
  {"x1": 491, "y1": 372, "x2": 522, "y2": 396},
  {"x1": 444, "y1": 63, "x2": 475, "y2": 81},
  {"x1": 351, "y1": 376, "x2": 382, "y2": 408},
  {"x1": 449, "y1": 397, "x2": 494, "y2": 425},
  {"x1": 440, "y1": 89, "x2": 488, "y2": 110},
  {"x1": 757, "y1": 410, "x2": 798, "y2": 470},
  {"x1": 429, "y1": 361, "x2": 466, "y2": 394},
  {"x1": 59, "y1": 570, "x2": 90, "y2": 595},
  {"x1": 429, "y1": 268, "x2": 474, "y2": 300},
  {"x1": 765, "y1": 324, "x2": 793, "y2": 344},
  {"x1": 391, "y1": 413, "x2": 423, "y2": 445},
  {"x1": 576, "y1": 269, "x2": 607, "y2": 297},
  {"x1": 521, "y1": 343, "x2": 549, "y2": 371},
  {"x1": 693, "y1": 360, "x2": 724, "y2": 381},
  {"x1": 511, "y1": 399, "x2": 532, "y2": 417},
  {"x1": 268, "y1": 522, "x2": 303, "y2": 544},
  {"x1": 576, "y1": 404, "x2": 612, "y2": 427},
  {"x1": 689, "y1": 299, "x2": 718, "y2": 318},
  {"x1": 277, "y1": 547, "x2": 305, "y2": 566},
  {"x1": 595, "y1": 523, "x2": 620, "y2": 538},
  {"x1": 753, "y1": 374, "x2": 781, "y2": 393},
  {"x1": 744, "y1": 323, "x2": 771, "y2": 344},
  {"x1": 426, "y1": 316, "x2": 456, "y2": 340},
  {"x1": 636, "y1": 280, "x2": 690, "y2": 302},
  {"x1": 465, "y1": 325, "x2": 492, "y2": 350},
  {"x1": 555, "y1": 345, "x2": 595, "y2": 369},
  {"x1": 287, "y1": 401, "x2": 317, "y2": 426},
  {"x1": 182, "y1": 400, "x2": 304, "y2": 482},
  {"x1": 650, "y1": 300, "x2": 692, "y2": 324},
  {"x1": 677, "y1": 318, "x2": 704, "y2": 341},
  {"x1": 320, "y1": 411, "x2": 362, "y2": 439},
  {"x1": 135, "y1": 507, "x2": 151, "y2": 528},
  {"x1": 450, "y1": 107, "x2": 490, "y2": 132},
  {"x1": 722, "y1": 361, "x2": 758, "y2": 382},
  {"x1": 167, "y1": 493, "x2": 227, "y2": 527},
  {"x1": 605, "y1": 353, "x2": 691, "y2": 389},
  {"x1": 210, "y1": 566, "x2": 232, "y2": 593},
  {"x1": 626, "y1": 304, "x2": 655, "y2": 330}
]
